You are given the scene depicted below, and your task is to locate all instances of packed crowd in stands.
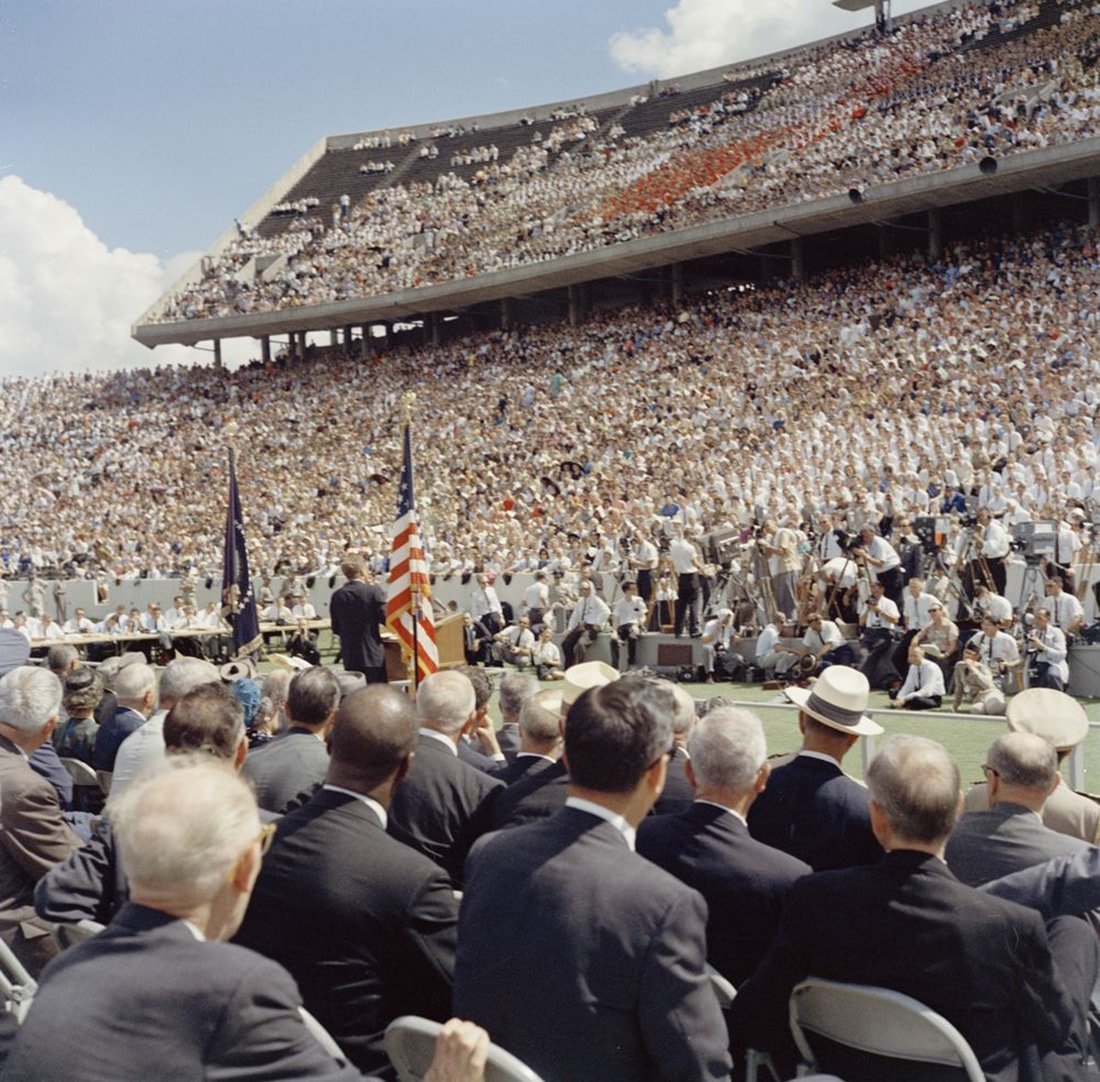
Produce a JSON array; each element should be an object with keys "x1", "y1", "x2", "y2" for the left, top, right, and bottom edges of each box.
[
  {"x1": 2, "y1": 220, "x2": 1097, "y2": 591},
  {"x1": 152, "y1": 0, "x2": 1100, "y2": 322}
]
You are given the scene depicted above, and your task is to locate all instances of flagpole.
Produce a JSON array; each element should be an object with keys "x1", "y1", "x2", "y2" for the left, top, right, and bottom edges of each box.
[{"x1": 401, "y1": 394, "x2": 421, "y2": 692}]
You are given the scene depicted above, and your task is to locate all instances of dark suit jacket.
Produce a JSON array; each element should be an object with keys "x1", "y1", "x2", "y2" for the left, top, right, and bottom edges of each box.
[
  {"x1": 241, "y1": 728, "x2": 330, "y2": 814},
  {"x1": 652, "y1": 747, "x2": 694, "y2": 816},
  {"x1": 493, "y1": 753, "x2": 556, "y2": 787},
  {"x1": 4, "y1": 903, "x2": 360, "y2": 1080},
  {"x1": 637, "y1": 802, "x2": 811, "y2": 985},
  {"x1": 235, "y1": 789, "x2": 457, "y2": 1073},
  {"x1": 729, "y1": 850, "x2": 1090, "y2": 1082},
  {"x1": 455, "y1": 806, "x2": 732, "y2": 1082},
  {"x1": 0, "y1": 738, "x2": 81, "y2": 974},
  {"x1": 388, "y1": 732, "x2": 502, "y2": 883},
  {"x1": 496, "y1": 723, "x2": 521, "y2": 760},
  {"x1": 746, "y1": 753, "x2": 883, "y2": 871},
  {"x1": 945, "y1": 802, "x2": 1091, "y2": 888},
  {"x1": 329, "y1": 579, "x2": 386, "y2": 672},
  {"x1": 91, "y1": 705, "x2": 145, "y2": 771},
  {"x1": 456, "y1": 736, "x2": 502, "y2": 775}
]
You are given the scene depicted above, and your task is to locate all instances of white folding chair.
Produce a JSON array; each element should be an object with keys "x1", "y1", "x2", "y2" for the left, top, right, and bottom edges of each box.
[
  {"x1": 53, "y1": 919, "x2": 106, "y2": 953},
  {"x1": 0, "y1": 937, "x2": 38, "y2": 1024},
  {"x1": 59, "y1": 757, "x2": 99, "y2": 788},
  {"x1": 384, "y1": 1015, "x2": 544, "y2": 1082},
  {"x1": 299, "y1": 1006, "x2": 348, "y2": 1063},
  {"x1": 705, "y1": 963, "x2": 736, "y2": 1009},
  {"x1": 95, "y1": 769, "x2": 113, "y2": 795},
  {"x1": 789, "y1": 978, "x2": 984, "y2": 1081}
]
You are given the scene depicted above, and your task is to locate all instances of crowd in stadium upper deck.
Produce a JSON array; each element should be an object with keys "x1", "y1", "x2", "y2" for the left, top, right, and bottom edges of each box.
[
  {"x1": 151, "y1": 0, "x2": 1100, "y2": 324},
  {"x1": 1, "y1": 219, "x2": 1097, "y2": 591}
]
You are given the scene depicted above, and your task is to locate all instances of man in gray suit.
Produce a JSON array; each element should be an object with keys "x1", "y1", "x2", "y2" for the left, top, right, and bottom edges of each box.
[
  {"x1": 946, "y1": 731, "x2": 1091, "y2": 888},
  {"x1": 5, "y1": 757, "x2": 360, "y2": 1080},
  {"x1": 241, "y1": 666, "x2": 339, "y2": 814},
  {"x1": 0, "y1": 666, "x2": 82, "y2": 976}
]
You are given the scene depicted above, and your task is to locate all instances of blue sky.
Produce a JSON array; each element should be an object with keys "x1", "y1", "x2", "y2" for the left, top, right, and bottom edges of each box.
[{"x1": 0, "y1": 0, "x2": 927, "y2": 375}]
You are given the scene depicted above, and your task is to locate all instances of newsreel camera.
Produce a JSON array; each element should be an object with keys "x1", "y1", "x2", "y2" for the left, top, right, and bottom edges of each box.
[
  {"x1": 913, "y1": 516, "x2": 951, "y2": 556},
  {"x1": 1011, "y1": 521, "x2": 1056, "y2": 565}
]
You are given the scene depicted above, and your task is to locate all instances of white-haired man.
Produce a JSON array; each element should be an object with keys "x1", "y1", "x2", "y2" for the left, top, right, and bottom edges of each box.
[
  {"x1": 637, "y1": 707, "x2": 812, "y2": 986},
  {"x1": 6, "y1": 758, "x2": 363, "y2": 1079},
  {"x1": 0, "y1": 667, "x2": 82, "y2": 975},
  {"x1": 92, "y1": 661, "x2": 156, "y2": 773},
  {"x1": 388, "y1": 670, "x2": 503, "y2": 883},
  {"x1": 110, "y1": 657, "x2": 221, "y2": 795}
]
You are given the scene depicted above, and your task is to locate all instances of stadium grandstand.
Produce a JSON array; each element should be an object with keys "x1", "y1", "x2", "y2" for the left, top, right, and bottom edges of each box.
[{"x1": 133, "y1": 0, "x2": 1100, "y2": 364}]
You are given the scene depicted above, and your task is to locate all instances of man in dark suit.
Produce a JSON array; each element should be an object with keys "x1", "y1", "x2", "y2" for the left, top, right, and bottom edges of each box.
[
  {"x1": 91, "y1": 661, "x2": 156, "y2": 772},
  {"x1": 454, "y1": 666, "x2": 505, "y2": 775},
  {"x1": 747, "y1": 665, "x2": 885, "y2": 871},
  {"x1": 329, "y1": 553, "x2": 387, "y2": 683},
  {"x1": 0, "y1": 666, "x2": 82, "y2": 976},
  {"x1": 651, "y1": 680, "x2": 696, "y2": 816},
  {"x1": 454, "y1": 676, "x2": 732, "y2": 1082},
  {"x1": 241, "y1": 666, "x2": 338, "y2": 814},
  {"x1": 946, "y1": 731, "x2": 1091, "y2": 888},
  {"x1": 235, "y1": 685, "x2": 458, "y2": 1074},
  {"x1": 388, "y1": 670, "x2": 502, "y2": 883},
  {"x1": 492, "y1": 687, "x2": 561, "y2": 786},
  {"x1": 730, "y1": 734, "x2": 1097, "y2": 1082},
  {"x1": 495, "y1": 671, "x2": 538, "y2": 761},
  {"x1": 638, "y1": 706, "x2": 811, "y2": 986},
  {"x1": 5, "y1": 757, "x2": 360, "y2": 1080}
]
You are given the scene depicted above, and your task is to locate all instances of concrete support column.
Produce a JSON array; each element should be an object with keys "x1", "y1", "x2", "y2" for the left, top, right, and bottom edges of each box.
[
  {"x1": 1012, "y1": 192, "x2": 1027, "y2": 234},
  {"x1": 567, "y1": 285, "x2": 583, "y2": 326},
  {"x1": 343, "y1": 324, "x2": 353, "y2": 349},
  {"x1": 671, "y1": 262, "x2": 684, "y2": 305},
  {"x1": 212, "y1": 339, "x2": 223, "y2": 369},
  {"x1": 1089, "y1": 178, "x2": 1100, "y2": 229},
  {"x1": 790, "y1": 239, "x2": 804, "y2": 282},
  {"x1": 928, "y1": 207, "x2": 943, "y2": 262},
  {"x1": 329, "y1": 329, "x2": 338, "y2": 349},
  {"x1": 260, "y1": 336, "x2": 271, "y2": 365},
  {"x1": 359, "y1": 327, "x2": 369, "y2": 359},
  {"x1": 430, "y1": 312, "x2": 441, "y2": 347},
  {"x1": 500, "y1": 297, "x2": 512, "y2": 331}
]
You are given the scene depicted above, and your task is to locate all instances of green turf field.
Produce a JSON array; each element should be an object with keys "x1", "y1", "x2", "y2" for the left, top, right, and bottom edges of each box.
[{"x1": 298, "y1": 632, "x2": 1100, "y2": 794}]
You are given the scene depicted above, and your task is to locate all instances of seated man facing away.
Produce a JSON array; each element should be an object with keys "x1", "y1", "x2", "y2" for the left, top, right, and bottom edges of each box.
[
  {"x1": 454, "y1": 676, "x2": 731, "y2": 1082},
  {"x1": 730, "y1": 735, "x2": 1097, "y2": 1082},
  {"x1": 7, "y1": 757, "x2": 361, "y2": 1080},
  {"x1": 637, "y1": 706, "x2": 811, "y2": 987},
  {"x1": 36, "y1": 683, "x2": 252, "y2": 926},
  {"x1": 234, "y1": 686, "x2": 459, "y2": 1075},
  {"x1": 945, "y1": 731, "x2": 1091, "y2": 889}
]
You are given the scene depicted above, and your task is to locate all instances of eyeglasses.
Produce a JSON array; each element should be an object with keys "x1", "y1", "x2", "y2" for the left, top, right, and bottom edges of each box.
[{"x1": 257, "y1": 821, "x2": 277, "y2": 856}]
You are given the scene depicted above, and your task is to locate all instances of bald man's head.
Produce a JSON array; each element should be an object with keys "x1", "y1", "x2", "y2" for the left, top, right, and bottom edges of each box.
[{"x1": 326, "y1": 685, "x2": 417, "y2": 794}]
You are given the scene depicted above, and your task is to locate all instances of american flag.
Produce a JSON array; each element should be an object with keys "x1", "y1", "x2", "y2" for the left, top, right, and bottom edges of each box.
[{"x1": 385, "y1": 423, "x2": 438, "y2": 683}]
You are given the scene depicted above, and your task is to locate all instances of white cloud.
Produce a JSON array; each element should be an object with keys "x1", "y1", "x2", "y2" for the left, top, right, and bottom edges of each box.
[
  {"x1": 0, "y1": 176, "x2": 252, "y2": 379},
  {"x1": 609, "y1": 0, "x2": 927, "y2": 78}
]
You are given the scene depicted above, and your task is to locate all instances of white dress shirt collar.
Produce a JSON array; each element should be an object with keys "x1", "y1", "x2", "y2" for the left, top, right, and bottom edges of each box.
[
  {"x1": 322, "y1": 785, "x2": 387, "y2": 829},
  {"x1": 565, "y1": 796, "x2": 636, "y2": 850},
  {"x1": 419, "y1": 727, "x2": 459, "y2": 755}
]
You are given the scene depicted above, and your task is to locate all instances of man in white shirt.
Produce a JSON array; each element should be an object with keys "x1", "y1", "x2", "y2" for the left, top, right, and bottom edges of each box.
[
  {"x1": 560, "y1": 581, "x2": 610, "y2": 667},
  {"x1": 889, "y1": 644, "x2": 945, "y2": 710},
  {"x1": 853, "y1": 526, "x2": 902, "y2": 605},
  {"x1": 289, "y1": 593, "x2": 317, "y2": 622},
  {"x1": 62, "y1": 609, "x2": 95, "y2": 636},
  {"x1": 701, "y1": 608, "x2": 739, "y2": 683},
  {"x1": 468, "y1": 574, "x2": 504, "y2": 636},
  {"x1": 858, "y1": 582, "x2": 900, "y2": 686},
  {"x1": 531, "y1": 626, "x2": 563, "y2": 681},
  {"x1": 668, "y1": 526, "x2": 703, "y2": 638},
  {"x1": 1044, "y1": 578, "x2": 1084, "y2": 637},
  {"x1": 522, "y1": 571, "x2": 550, "y2": 633},
  {"x1": 968, "y1": 617, "x2": 1022, "y2": 691},
  {"x1": 755, "y1": 620, "x2": 795, "y2": 677},
  {"x1": 1026, "y1": 608, "x2": 1069, "y2": 692},
  {"x1": 630, "y1": 530, "x2": 659, "y2": 612},
  {"x1": 973, "y1": 585, "x2": 1014, "y2": 628},
  {"x1": 493, "y1": 617, "x2": 536, "y2": 668},
  {"x1": 611, "y1": 581, "x2": 648, "y2": 671},
  {"x1": 973, "y1": 508, "x2": 1010, "y2": 596}
]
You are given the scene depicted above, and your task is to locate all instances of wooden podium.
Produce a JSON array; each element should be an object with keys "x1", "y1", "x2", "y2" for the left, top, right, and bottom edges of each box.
[{"x1": 382, "y1": 613, "x2": 466, "y2": 682}]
